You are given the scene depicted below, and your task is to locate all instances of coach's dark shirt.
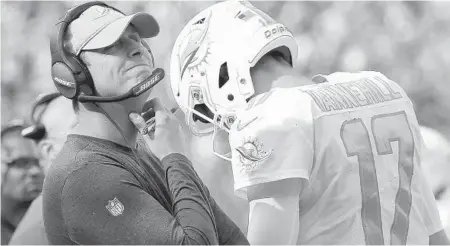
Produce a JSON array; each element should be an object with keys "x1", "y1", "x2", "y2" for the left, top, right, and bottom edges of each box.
[{"x1": 42, "y1": 134, "x2": 248, "y2": 245}]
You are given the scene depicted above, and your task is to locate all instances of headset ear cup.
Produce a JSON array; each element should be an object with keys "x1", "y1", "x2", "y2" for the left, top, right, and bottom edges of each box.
[
  {"x1": 51, "y1": 59, "x2": 79, "y2": 99},
  {"x1": 72, "y1": 55, "x2": 95, "y2": 96}
]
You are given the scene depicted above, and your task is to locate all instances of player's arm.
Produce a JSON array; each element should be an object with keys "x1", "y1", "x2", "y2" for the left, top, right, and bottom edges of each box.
[
  {"x1": 165, "y1": 154, "x2": 249, "y2": 245},
  {"x1": 60, "y1": 158, "x2": 223, "y2": 245},
  {"x1": 230, "y1": 89, "x2": 315, "y2": 245},
  {"x1": 246, "y1": 178, "x2": 304, "y2": 245}
]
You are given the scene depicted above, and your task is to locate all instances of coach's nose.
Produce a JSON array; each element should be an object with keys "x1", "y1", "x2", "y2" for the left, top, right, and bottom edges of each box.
[
  {"x1": 126, "y1": 32, "x2": 144, "y2": 58},
  {"x1": 129, "y1": 47, "x2": 144, "y2": 58}
]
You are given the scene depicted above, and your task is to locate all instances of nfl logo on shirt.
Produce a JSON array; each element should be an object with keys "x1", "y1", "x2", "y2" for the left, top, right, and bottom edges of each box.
[{"x1": 106, "y1": 197, "x2": 124, "y2": 216}]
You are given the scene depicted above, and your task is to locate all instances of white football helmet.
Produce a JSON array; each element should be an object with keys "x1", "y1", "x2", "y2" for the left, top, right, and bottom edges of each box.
[{"x1": 170, "y1": 0, "x2": 298, "y2": 137}]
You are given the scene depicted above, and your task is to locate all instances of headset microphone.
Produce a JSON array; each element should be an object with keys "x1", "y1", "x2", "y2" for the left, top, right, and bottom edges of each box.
[{"x1": 78, "y1": 68, "x2": 165, "y2": 103}]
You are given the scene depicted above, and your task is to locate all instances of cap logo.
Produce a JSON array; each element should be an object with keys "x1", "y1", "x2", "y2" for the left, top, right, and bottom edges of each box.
[{"x1": 88, "y1": 6, "x2": 110, "y2": 20}]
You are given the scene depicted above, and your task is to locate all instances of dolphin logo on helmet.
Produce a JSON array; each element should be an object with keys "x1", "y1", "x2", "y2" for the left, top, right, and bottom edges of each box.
[{"x1": 178, "y1": 11, "x2": 212, "y2": 80}]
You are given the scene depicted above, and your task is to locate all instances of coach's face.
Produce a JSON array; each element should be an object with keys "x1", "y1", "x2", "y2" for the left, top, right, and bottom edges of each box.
[{"x1": 82, "y1": 25, "x2": 154, "y2": 111}]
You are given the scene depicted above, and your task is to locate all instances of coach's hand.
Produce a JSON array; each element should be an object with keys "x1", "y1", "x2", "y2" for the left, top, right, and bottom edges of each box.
[{"x1": 129, "y1": 98, "x2": 187, "y2": 160}]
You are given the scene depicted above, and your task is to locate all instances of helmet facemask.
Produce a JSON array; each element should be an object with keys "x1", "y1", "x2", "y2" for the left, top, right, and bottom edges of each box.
[{"x1": 183, "y1": 85, "x2": 235, "y2": 162}]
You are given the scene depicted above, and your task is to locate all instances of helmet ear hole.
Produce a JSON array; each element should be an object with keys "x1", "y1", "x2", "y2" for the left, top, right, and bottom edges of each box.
[{"x1": 218, "y1": 62, "x2": 229, "y2": 89}]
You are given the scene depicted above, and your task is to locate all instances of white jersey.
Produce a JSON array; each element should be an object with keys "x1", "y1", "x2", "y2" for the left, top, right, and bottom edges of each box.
[{"x1": 229, "y1": 71, "x2": 443, "y2": 244}]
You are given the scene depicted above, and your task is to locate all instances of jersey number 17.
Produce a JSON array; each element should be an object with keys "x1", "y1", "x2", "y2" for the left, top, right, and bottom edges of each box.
[{"x1": 340, "y1": 110, "x2": 414, "y2": 245}]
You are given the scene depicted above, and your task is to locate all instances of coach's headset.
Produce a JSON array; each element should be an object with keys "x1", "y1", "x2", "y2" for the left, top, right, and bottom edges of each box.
[
  {"x1": 21, "y1": 92, "x2": 62, "y2": 141},
  {"x1": 50, "y1": 1, "x2": 165, "y2": 103},
  {"x1": 49, "y1": 2, "x2": 172, "y2": 210}
]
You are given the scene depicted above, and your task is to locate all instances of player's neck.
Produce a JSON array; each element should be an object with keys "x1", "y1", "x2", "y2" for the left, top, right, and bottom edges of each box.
[
  {"x1": 270, "y1": 74, "x2": 309, "y2": 89},
  {"x1": 74, "y1": 104, "x2": 138, "y2": 149},
  {"x1": 252, "y1": 55, "x2": 308, "y2": 95}
]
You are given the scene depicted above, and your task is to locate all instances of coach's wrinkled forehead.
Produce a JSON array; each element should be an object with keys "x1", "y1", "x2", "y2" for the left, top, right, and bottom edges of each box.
[{"x1": 64, "y1": 5, "x2": 160, "y2": 55}]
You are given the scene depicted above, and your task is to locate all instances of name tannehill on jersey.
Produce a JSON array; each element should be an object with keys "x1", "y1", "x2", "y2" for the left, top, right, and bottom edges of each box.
[{"x1": 301, "y1": 75, "x2": 403, "y2": 113}]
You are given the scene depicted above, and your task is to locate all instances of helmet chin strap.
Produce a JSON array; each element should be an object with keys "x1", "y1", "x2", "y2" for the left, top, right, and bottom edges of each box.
[{"x1": 212, "y1": 123, "x2": 232, "y2": 162}]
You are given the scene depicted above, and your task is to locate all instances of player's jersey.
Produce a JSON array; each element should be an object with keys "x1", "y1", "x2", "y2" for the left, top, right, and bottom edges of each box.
[{"x1": 229, "y1": 71, "x2": 443, "y2": 244}]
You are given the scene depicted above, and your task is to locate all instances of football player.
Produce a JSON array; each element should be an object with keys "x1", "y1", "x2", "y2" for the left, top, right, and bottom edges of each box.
[
  {"x1": 169, "y1": 0, "x2": 449, "y2": 244},
  {"x1": 420, "y1": 126, "x2": 450, "y2": 237}
]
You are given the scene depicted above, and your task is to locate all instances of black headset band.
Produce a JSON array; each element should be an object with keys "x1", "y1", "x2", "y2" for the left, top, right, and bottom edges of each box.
[
  {"x1": 57, "y1": 1, "x2": 127, "y2": 55},
  {"x1": 57, "y1": 1, "x2": 109, "y2": 63},
  {"x1": 51, "y1": 1, "x2": 118, "y2": 100}
]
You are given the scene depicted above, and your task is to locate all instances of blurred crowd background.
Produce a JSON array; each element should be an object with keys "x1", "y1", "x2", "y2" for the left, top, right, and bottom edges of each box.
[
  {"x1": 1, "y1": 0, "x2": 450, "y2": 243},
  {"x1": 2, "y1": 1, "x2": 450, "y2": 137}
]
